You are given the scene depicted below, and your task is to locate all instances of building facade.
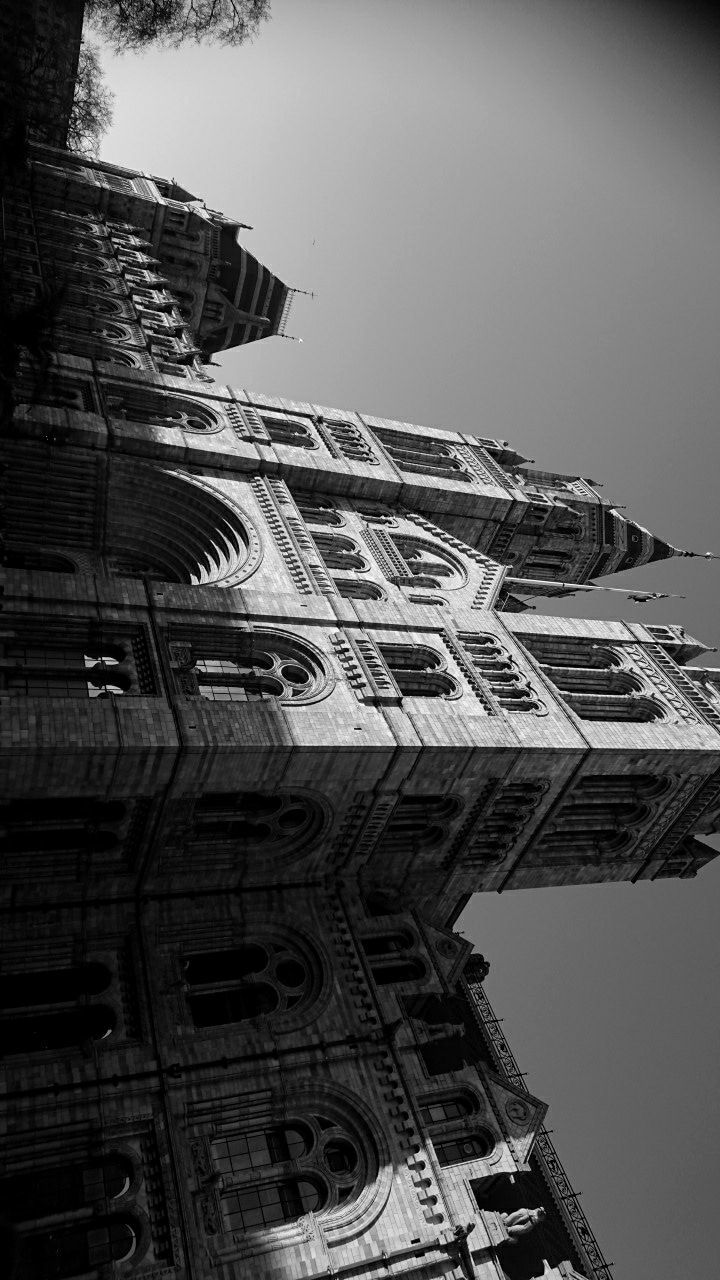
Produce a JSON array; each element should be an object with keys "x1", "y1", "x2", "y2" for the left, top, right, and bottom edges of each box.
[{"x1": 1, "y1": 143, "x2": 720, "y2": 1280}]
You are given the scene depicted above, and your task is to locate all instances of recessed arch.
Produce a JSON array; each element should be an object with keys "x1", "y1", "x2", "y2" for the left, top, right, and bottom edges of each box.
[{"x1": 106, "y1": 463, "x2": 262, "y2": 587}]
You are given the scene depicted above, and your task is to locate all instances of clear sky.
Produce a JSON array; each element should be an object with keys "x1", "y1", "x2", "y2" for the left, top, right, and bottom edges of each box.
[{"x1": 94, "y1": 2, "x2": 720, "y2": 1275}]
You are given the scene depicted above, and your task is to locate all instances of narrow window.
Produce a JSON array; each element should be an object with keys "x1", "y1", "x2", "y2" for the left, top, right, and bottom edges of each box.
[{"x1": 435, "y1": 1132, "x2": 494, "y2": 1164}]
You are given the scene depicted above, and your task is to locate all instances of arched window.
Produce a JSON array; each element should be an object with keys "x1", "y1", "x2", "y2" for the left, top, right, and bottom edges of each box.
[
  {"x1": 0, "y1": 1005, "x2": 116, "y2": 1055},
  {"x1": 174, "y1": 634, "x2": 326, "y2": 704},
  {"x1": 361, "y1": 933, "x2": 426, "y2": 985},
  {"x1": 312, "y1": 532, "x2": 367, "y2": 572},
  {"x1": 435, "y1": 1132, "x2": 494, "y2": 1165},
  {"x1": 2, "y1": 638, "x2": 133, "y2": 699},
  {"x1": 0, "y1": 960, "x2": 115, "y2": 1056},
  {"x1": 1, "y1": 1156, "x2": 132, "y2": 1220},
  {"x1": 261, "y1": 414, "x2": 317, "y2": 449},
  {"x1": 105, "y1": 386, "x2": 221, "y2": 433},
  {"x1": 361, "y1": 932, "x2": 413, "y2": 957},
  {"x1": 0, "y1": 962, "x2": 111, "y2": 1007},
  {"x1": 295, "y1": 495, "x2": 343, "y2": 526},
  {"x1": 373, "y1": 427, "x2": 473, "y2": 482},
  {"x1": 418, "y1": 1097, "x2": 474, "y2": 1125},
  {"x1": 4, "y1": 549, "x2": 76, "y2": 573},
  {"x1": 379, "y1": 644, "x2": 458, "y2": 698},
  {"x1": 458, "y1": 633, "x2": 541, "y2": 713},
  {"x1": 521, "y1": 636, "x2": 666, "y2": 722},
  {"x1": 533, "y1": 774, "x2": 665, "y2": 864},
  {"x1": 183, "y1": 941, "x2": 310, "y2": 1027},
  {"x1": 392, "y1": 537, "x2": 461, "y2": 583},
  {"x1": 214, "y1": 1111, "x2": 367, "y2": 1232},
  {"x1": 384, "y1": 796, "x2": 463, "y2": 853},
  {"x1": 191, "y1": 791, "x2": 323, "y2": 856},
  {"x1": 23, "y1": 1216, "x2": 137, "y2": 1277},
  {"x1": 335, "y1": 579, "x2": 385, "y2": 601},
  {"x1": 1, "y1": 798, "x2": 125, "y2": 856}
]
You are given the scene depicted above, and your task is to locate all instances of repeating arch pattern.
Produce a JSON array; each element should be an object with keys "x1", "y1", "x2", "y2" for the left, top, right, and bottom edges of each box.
[
  {"x1": 522, "y1": 636, "x2": 666, "y2": 722},
  {"x1": 532, "y1": 774, "x2": 672, "y2": 864},
  {"x1": 106, "y1": 464, "x2": 262, "y2": 587},
  {"x1": 169, "y1": 629, "x2": 332, "y2": 705},
  {"x1": 203, "y1": 1086, "x2": 387, "y2": 1250},
  {"x1": 104, "y1": 384, "x2": 225, "y2": 433},
  {"x1": 188, "y1": 790, "x2": 327, "y2": 861}
]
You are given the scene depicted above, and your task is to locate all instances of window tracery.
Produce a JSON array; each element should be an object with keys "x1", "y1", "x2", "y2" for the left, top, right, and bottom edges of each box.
[
  {"x1": 418, "y1": 1096, "x2": 475, "y2": 1125},
  {"x1": 190, "y1": 791, "x2": 324, "y2": 855},
  {"x1": 184, "y1": 942, "x2": 310, "y2": 1027},
  {"x1": 383, "y1": 796, "x2": 463, "y2": 854},
  {"x1": 522, "y1": 636, "x2": 666, "y2": 722},
  {"x1": 261, "y1": 413, "x2": 317, "y2": 449},
  {"x1": 213, "y1": 1112, "x2": 367, "y2": 1232},
  {"x1": 390, "y1": 535, "x2": 467, "y2": 589},
  {"x1": 104, "y1": 385, "x2": 222, "y2": 433},
  {"x1": 170, "y1": 631, "x2": 328, "y2": 705},
  {"x1": 1, "y1": 797, "x2": 128, "y2": 858},
  {"x1": 1, "y1": 1156, "x2": 133, "y2": 1220},
  {"x1": 373, "y1": 426, "x2": 474, "y2": 482},
  {"x1": 533, "y1": 774, "x2": 669, "y2": 863}
]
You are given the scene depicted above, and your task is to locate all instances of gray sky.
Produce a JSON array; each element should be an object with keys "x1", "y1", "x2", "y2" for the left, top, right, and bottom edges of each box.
[{"x1": 96, "y1": 2, "x2": 720, "y2": 1274}]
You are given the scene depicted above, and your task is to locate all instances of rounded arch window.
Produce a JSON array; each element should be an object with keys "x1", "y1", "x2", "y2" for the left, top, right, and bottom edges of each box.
[
  {"x1": 107, "y1": 388, "x2": 223, "y2": 434},
  {"x1": 223, "y1": 1178, "x2": 325, "y2": 1231},
  {"x1": 392, "y1": 536, "x2": 468, "y2": 589},
  {"x1": 0, "y1": 962, "x2": 111, "y2": 1008},
  {"x1": 335, "y1": 579, "x2": 385, "y2": 601},
  {"x1": 435, "y1": 1130, "x2": 494, "y2": 1165},
  {"x1": 192, "y1": 790, "x2": 325, "y2": 857},
  {"x1": 24, "y1": 1216, "x2": 138, "y2": 1276},
  {"x1": 183, "y1": 630, "x2": 330, "y2": 706},
  {"x1": 215, "y1": 1109, "x2": 372, "y2": 1233},
  {"x1": 419, "y1": 1095, "x2": 475, "y2": 1125},
  {"x1": 261, "y1": 414, "x2": 317, "y2": 449},
  {"x1": 183, "y1": 939, "x2": 315, "y2": 1028},
  {"x1": 0, "y1": 1155, "x2": 133, "y2": 1221},
  {"x1": 0, "y1": 1005, "x2": 116, "y2": 1055},
  {"x1": 5, "y1": 549, "x2": 76, "y2": 573}
]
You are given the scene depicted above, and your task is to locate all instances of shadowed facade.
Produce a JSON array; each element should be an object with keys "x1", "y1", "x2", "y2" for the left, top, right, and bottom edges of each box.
[{"x1": 1, "y1": 141, "x2": 719, "y2": 1280}]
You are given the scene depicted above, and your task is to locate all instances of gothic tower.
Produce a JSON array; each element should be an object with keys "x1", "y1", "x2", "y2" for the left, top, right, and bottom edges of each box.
[{"x1": 1, "y1": 142, "x2": 719, "y2": 1280}]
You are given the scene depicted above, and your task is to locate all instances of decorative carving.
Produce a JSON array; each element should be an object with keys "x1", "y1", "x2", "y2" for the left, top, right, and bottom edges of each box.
[
  {"x1": 331, "y1": 631, "x2": 400, "y2": 704},
  {"x1": 199, "y1": 1192, "x2": 220, "y2": 1235},
  {"x1": 624, "y1": 644, "x2": 700, "y2": 723},
  {"x1": 251, "y1": 476, "x2": 316, "y2": 595},
  {"x1": 465, "y1": 982, "x2": 613, "y2": 1280}
]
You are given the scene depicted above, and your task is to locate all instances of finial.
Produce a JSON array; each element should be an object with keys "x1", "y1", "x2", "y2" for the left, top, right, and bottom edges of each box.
[{"x1": 676, "y1": 550, "x2": 720, "y2": 560}]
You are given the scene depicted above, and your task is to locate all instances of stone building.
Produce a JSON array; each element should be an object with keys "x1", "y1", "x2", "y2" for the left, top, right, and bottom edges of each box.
[{"x1": 1, "y1": 142, "x2": 719, "y2": 1280}]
